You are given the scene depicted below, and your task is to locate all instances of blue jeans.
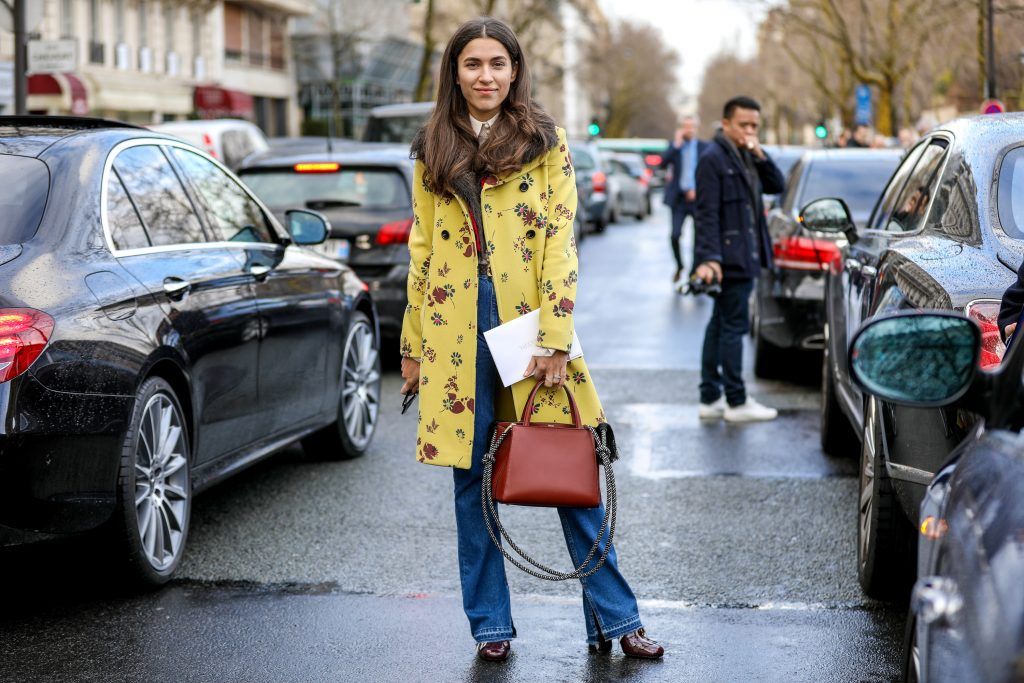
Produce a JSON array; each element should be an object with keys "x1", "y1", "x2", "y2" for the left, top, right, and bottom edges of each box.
[
  {"x1": 700, "y1": 277, "x2": 755, "y2": 406},
  {"x1": 452, "y1": 276, "x2": 644, "y2": 644}
]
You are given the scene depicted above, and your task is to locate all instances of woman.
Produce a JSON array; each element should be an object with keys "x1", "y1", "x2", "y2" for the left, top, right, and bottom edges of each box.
[{"x1": 399, "y1": 17, "x2": 663, "y2": 663}]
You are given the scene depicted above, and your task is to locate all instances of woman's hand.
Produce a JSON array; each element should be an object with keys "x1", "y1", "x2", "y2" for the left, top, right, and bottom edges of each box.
[
  {"x1": 400, "y1": 357, "x2": 421, "y2": 395},
  {"x1": 524, "y1": 351, "x2": 569, "y2": 389}
]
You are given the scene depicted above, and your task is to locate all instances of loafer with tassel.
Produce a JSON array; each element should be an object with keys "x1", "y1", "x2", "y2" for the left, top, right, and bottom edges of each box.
[
  {"x1": 589, "y1": 628, "x2": 664, "y2": 659},
  {"x1": 476, "y1": 640, "x2": 511, "y2": 662}
]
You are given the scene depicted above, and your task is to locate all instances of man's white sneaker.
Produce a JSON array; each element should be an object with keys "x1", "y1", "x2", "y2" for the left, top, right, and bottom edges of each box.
[
  {"x1": 724, "y1": 397, "x2": 778, "y2": 423},
  {"x1": 698, "y1": 397, "x2": 727, "y2": 420}
]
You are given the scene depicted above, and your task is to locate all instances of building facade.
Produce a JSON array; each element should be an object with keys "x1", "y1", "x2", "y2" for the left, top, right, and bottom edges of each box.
[{"x1": 2, "y1": 0, "x2": 309, "y2": 134}]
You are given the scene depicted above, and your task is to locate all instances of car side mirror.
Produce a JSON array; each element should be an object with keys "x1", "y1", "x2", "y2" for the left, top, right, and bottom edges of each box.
[
  {"x1": 799, "y1": 197, "x2": 858, "y2": 244},
  {"x1": 285, "y1": 209, "x2": 330, "y2": 245},
  {"x1": 849, "y1": 312, "x2": 980, "y2": 407}
]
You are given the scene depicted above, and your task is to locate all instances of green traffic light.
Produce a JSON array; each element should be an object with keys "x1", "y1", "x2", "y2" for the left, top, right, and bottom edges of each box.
[
  {"x1": 587, "y1": 123, "x2": 601, "y2": 136},
  {"x1": 815, "y1": 125, "x2": 828, "y2": 139}
]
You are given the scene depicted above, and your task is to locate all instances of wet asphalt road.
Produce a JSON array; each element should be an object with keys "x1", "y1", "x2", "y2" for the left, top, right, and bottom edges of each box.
[{"x1": 0, "y1": 202, "x2": 904, "y2": 682}]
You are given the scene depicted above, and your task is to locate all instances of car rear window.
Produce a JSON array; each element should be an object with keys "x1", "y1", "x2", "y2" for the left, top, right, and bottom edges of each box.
[
  {"x1": 240, "y1": 167, "x2": 410, "y2": 210},
  {"x1": 0, "y1": 154, "x2": 49, "y2": 244},
  {"x1": 570, "y1": 147, "x2": 596, "y2": 171},
  {"x1": 798, "y1": 156, "x2": 901, "y2": 225},
  {"x1": 998, "y1": 147, "x2": 1024, "y2": 239}
]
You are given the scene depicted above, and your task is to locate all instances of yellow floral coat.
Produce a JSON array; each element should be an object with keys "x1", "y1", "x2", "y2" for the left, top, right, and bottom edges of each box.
[{"x1": 401, "y1": 126, "x2": 605, "y2": 469}]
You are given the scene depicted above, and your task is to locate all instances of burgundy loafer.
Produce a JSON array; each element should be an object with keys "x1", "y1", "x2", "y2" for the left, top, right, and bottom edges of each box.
[
  {"x1": 477, "y1": 640, "x2": 511, "y2": 662},
  {"x1": 589, "y1": 629, "x2": 664, "y2": 659}
]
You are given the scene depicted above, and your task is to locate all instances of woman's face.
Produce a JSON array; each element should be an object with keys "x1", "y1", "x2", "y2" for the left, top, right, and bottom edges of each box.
[{"x1": 456, "y1": 37, "x2": 517, "y2": 121}]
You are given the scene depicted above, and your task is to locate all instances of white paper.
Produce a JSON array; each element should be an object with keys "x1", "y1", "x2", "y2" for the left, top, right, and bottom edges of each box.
[{"x1": 483, "y1": 309, "x2": 583, "y2": 387}]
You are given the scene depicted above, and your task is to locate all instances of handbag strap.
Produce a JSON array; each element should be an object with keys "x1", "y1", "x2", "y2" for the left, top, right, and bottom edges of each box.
[
  {"x1": 480, "y1": 423, "x2": 617, "y2": 581},
  {"x1": 521, "y1": 379, "x2": 582, "y2": 427}
]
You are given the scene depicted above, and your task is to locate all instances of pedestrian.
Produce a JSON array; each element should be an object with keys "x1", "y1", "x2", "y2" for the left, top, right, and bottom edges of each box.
[
  {"x1": 847, "y1": 123, "x2": 873, "y2": 148},
  {"x1": 398, "y1": 16, "x2": 664, "y2": 663},
  {"x1": 692, "y1": 95, "x2": 785, "y2": 423},
  {"x1": 661, "y1": 115, "x2": 708, "y2": 288}
]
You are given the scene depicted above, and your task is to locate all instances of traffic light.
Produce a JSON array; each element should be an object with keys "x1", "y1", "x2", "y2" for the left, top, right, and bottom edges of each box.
[
  {"x1": 814, "y1": 121, "x2": 828, "y2": 139},
  {"x1": 587, "y1": 119, "x2": 601, "y2": 137}
]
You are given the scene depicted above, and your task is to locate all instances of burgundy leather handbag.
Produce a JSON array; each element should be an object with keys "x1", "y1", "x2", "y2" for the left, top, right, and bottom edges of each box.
[
  {"x1": 490, "y1": 379, "x2": 600, "y2": 508},
  {"x1": 481, "y1": 379, "x2": 619, "y2": 581}
]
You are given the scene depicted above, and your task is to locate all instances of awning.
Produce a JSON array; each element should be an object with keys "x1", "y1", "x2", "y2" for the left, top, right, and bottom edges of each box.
[
  {"x1": 194, "y1": 86, "x2": 254, "y2": 119},
  {"x1": 27, "y1": 73, "x2": 88, "y2": 115}
]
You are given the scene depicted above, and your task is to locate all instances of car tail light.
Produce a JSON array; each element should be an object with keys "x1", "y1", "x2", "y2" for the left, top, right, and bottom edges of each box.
[
  {"x1": 376, "y1": 217, "x2": 413, "y2": 245},
  {"x1": 0, "y1": 308, "x2": 54, "y2": 384},
  {"x1": 772, "y1": 235, "x2": 841, "y2": 271},
  {"x1": 294, "y1": 162, "x2": 340, "y2": 173},
  {"x1": 965, "y1": 300, "x2": 1006, "y2": 369},
  {"x1": 644, "y1": 154, "x2": 662, "y2": 167},
  {"x1": 592, "y1": 171, "x2": 607, "y2": 194},
  {"x1": 202, "y1": 133, "x2": 217, "y2": 158},
  {"x1": 640, "y1": 168, "x2": 652, "y2": 187}
]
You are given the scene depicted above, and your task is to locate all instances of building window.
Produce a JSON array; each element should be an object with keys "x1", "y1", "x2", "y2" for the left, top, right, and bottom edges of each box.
[
  {"x1": 270, "y1": 21, "x2": 284, "y2": 70},
  {"x1": 247, "y1": 11, "x2": 264, "y2": 66},
  {"x1": 224, "y1": 2, "x2": 243, "y2": 62},
  {"x1": 138, "y1": 0, "x2": 148, "y2": 46},
  {"x1": 60, "y1": 0, "x2": 74, "y2": 38},
  {"x1": 164, "y1": 2, "x2": 174, "y2": 51},
  {"x1": 89, "y1": 0, "x2": 104, "y2": 64},
  {"x1": 114, "y1": 0, "x2": 125, "y2": 43},
  {"x1": 191, "y1": 8, "x2": 202, "y2": 59}
]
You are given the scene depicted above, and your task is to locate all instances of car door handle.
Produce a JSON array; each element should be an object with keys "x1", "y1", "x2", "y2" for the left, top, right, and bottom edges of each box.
[
  {"x1": 861, "y1": 265, "x2": 878, "y2": 279},
  {"x1": 845, "y1": 258, "x2": 863, "y2": 274},
  {"x1": 248, "y1": 264, "x2": 272, "y2": 281},
  {"x1": 162, "y1": 278, "x2": 191, "y2": 300}
]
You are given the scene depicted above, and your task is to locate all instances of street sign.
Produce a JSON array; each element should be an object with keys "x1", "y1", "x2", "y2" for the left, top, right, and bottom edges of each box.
[
  {"x1": 855, "y1": 85, "x2": 873, "y2": 125},
  {"x1": 27, "y1": 39, "x2": 78, "y2": 74},
  {"x1": 982, "y1": 99, "x2": 1006, "y2": 114},
  {"x1": 0, "y1": 0, "x2": 43, "y2": 33}
]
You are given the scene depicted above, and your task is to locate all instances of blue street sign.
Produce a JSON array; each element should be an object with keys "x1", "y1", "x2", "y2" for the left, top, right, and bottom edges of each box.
[{"x1": 855, "y1": 85, "x2": 872, "y2": 125}]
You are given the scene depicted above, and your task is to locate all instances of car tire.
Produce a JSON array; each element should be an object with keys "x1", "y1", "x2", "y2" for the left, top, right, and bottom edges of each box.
[
  {"x1": 111, "y1": 376, "x2": 192, "y2": 587},
  {"x1": 901, "y1": 609, "x2": 920, "y2": 683},
  {"x1": 302, "y1": 311, "x2": 381, "y2": 460},
  {"x1": 593, "y1": 217, "x2": 607, "y2": 233},
  {"x1": 821, "y1": 335, "x2": 859, "y2": 457},
  {"x1": 752, "y1": 298, "x2": 784, "y2": 379},
  {"x1": 857, "y1": 397, "x2": 915, "y2": 600}
]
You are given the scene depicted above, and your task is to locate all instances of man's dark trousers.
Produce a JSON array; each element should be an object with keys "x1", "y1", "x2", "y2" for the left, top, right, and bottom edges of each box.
[
  {"x1": 700, "y1": 278, "x2": 754, "y2": 406},
  {"x1": 670, "y1": 200, "x2": 696, "y2": 273}
]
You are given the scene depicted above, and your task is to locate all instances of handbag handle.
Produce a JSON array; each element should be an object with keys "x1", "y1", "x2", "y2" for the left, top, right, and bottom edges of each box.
[{"x1": 521, "y1": 378, "x2": 582, "y2": 427}]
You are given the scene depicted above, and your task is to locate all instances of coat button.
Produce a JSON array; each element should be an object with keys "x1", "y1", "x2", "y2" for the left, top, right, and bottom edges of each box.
[
  {"x1": 440, "y1": 230, "x2": 450, "y2": 240},
  {"x1": 519, "y1": 181, "x2": 530, "y2": 192},
  {"x1": 526, "y1": 229, "x2": 536, "y2": 239}
]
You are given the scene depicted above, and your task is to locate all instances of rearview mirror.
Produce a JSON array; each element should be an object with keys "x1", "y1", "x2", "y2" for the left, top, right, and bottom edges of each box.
[
  {"x1": 285, "y1": 209, "x2": 330, "y2": 246},
  {"x1": 799, "y1": 197, "x2": 858, "y2": 243},
  {"x1": 849, "y1": 312, "x2": 980, "y2": 407}
]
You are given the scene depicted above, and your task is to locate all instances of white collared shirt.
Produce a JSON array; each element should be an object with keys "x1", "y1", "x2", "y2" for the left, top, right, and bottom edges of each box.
[{"x1": 469, "y1": 112, "x2": 500, "y2": 138}]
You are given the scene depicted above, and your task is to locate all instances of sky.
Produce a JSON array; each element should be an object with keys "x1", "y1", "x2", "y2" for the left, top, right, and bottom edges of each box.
[{"x1": 599, "y1": 0, "x2": 767, "y2": 108}]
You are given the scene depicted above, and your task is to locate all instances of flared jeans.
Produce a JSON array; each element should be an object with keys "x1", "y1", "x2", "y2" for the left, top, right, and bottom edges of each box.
[{"x1": 451, "y1": 275, "x2": 643, "y2": 644}]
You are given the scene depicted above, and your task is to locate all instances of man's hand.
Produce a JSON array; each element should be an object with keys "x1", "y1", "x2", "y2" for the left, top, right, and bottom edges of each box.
[
  {"x1": 1006, "y1": 322, "x2": 1018, "y2": 340},
  {"x1": 695, "y1": 261, "x2": 722, "y2": 284},
  {"x1": 673, "y1": 128, "x2": 685, "y2": 147},
  {"x1": 400, "y1": 357, "x2": 421, "y2": 395},
  {"x1": 524, "y1": 351, "x2": 569, "y2": 389},
  {"x1": 685, "y1": 189, "x2": 697, "y2": 203},
  {"x1": 746, "y1": 135, "x2": 766, "y2": 160}
]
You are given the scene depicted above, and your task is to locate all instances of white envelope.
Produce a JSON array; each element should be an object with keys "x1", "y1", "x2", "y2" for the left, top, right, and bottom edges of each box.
[{"x1": 483, "y1": 309, "x2": 583, "y2": 387}]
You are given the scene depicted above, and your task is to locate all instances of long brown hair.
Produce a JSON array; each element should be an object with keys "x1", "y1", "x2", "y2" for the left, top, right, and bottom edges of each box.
[{"x1": 415, "y1": 17, "x2": 556, "y2": 195}]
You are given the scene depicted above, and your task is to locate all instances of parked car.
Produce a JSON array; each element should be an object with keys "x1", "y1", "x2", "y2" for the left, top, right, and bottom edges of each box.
[
  {"x1": 569, "y1": 139, "x2": 611, "y2": 232},
  {"x1": 761, "y1": 144, "x2": 807, "y2": 208},
  {"x1": 362, "y1": 102, "x2": 434, "y2": 144},
  {"x1": 149, "y1": 118, "x2": 269, "y2": 170},
  {"x1": 596, "y1": 137, "x2": 670, "y2": 187},
  {"x1": 604, "y1": 152, "x2": 652, "y2": 219},
  {"x1": 847, "y1": 310, "x2": 1024, "y2": 683},
  {"x1": 807, "y1": 114, "x2": 1024, "y2": 600},
  {"x1": 238, "y1": 144, "x2": 414, "y2": 344},
  {"x1": 753, "y1": 148, "x2": 902, "y2": 376},
  {"x1": 0, "y1": 116, "x2": 381, "y2": 585}
]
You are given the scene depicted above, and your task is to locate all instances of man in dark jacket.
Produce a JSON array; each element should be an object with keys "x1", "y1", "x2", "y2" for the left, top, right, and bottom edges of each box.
[
  {"x1": 999, "y1": 259, "x2": 1024, "y2": 341},
  {"x1": 661, "y1": 116, "x2": 709, "y2": 286},
  {"x1": 693, "y1": 96, "x2": 785, "y2": 423}
]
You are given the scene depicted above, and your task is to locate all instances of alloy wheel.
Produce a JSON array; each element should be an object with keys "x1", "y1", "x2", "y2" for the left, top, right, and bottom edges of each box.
[
  {"x1": 858, "y1": 399, "x2": 877, "y2": 572},
  {"x1": 134, "y1": 393, "x2": 189, "y2": 571},
  {"x1": 341, "y1": 320, "x2": 380, "y2": 450}
]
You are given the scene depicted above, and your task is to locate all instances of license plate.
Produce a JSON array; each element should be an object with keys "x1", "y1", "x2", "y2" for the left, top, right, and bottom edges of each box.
[{"x1": 315, "y1": 238, "x2": 350, "y2": 261}]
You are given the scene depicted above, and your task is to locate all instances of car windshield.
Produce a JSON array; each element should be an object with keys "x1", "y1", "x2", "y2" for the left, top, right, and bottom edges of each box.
[
  {"x1": 799, "y1": 157, "x2": 901, "y2": 225},
  {"x1": 239, "y1": 167, "x2": 410, "y2": 210},
  {"x1": 570, "y1": 147, "x2": 596, "y2": 171},
  {"x1": 0, "y1": 154, "x2": 49, "y2": 244}
]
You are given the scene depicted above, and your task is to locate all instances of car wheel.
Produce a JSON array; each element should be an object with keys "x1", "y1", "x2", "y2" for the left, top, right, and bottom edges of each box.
[
  {"x1": 112, "y1": 376, "x2": 191, "y2": 586},
  {"x1": 821, "y1": 334, "x2": 858, "y2": 457},
  {"x1": 752, "y1": 298, "x2": 784, "y2": 379},
  {"x1": 901, "y1": 610, "x2": 920, "y2": 683},
  {"x1": 593, "y1": 217, "x2": 607, "y2": 233},
  {"x1": 303, "y1": 311, "x2": 381, "y2": 459},
  {"x1": 857, "y1": 397, "x2": 914, "y2": 600}
]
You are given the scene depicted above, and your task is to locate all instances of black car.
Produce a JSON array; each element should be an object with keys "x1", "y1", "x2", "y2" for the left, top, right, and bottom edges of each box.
[
  {"x1": 753, "y1": 148, "x2": 902, "y2": 375},
  {"x1": 807, "y1": 114, "x2": 1024, "y2": 599},
  {"x1": 847, "y1": 311, "x2": 1024, "y2": 683},
  {"x1": 238, "y1": 145, "x2": 413, "y2": 345},
  {"x1": 0, "y1": 117, "x2": 382, "y2": 585}
]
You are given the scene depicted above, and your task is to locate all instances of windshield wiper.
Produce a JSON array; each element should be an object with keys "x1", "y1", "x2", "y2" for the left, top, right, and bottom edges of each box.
[{"x1": 305, "y1": 198, "x2": 361, "y2": 209}]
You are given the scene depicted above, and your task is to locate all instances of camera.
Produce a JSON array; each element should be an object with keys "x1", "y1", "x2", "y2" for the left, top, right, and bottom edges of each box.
[{"x1": 683, "y1": 273, "x2": 722, "y2": 297}]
